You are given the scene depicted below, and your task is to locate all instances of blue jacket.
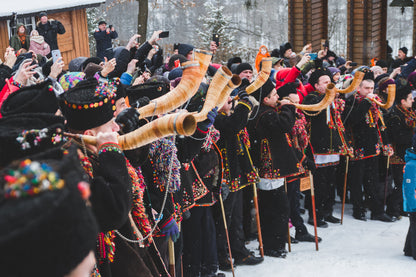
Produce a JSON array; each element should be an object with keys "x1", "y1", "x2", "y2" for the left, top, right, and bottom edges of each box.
[
  {"x1": 403, "y1": 148, "x2": 416, "y2": 212},
  {"x1": 94, "y1": 29, "x2": 118, "y2": 59}
]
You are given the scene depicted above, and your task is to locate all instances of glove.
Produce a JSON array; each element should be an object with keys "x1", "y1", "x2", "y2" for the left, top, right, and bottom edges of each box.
[
  {"x1": 237, "y1": 89, "x2": 249, "y2": 101},
  {"x1": 115, "y1": 107, "x2": 140, "y2": 134},
  {"x1": 198, "y1": 107, "x2": 218, "y2": 131},
  {"x1": 161, "y1": 217, "x2": 180, "y2": 242}
]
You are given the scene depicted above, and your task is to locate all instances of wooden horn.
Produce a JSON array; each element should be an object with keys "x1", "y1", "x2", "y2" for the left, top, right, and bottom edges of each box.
[
  {"x1": 65, "y1": 113, "x2": 196, "y2": 150},
  {"x1": 194, "y1": 66, "x2": 233, "y2": 122},
  {"x1": 233, "y1": 57, "x2": 272, "y2": 101},
  {"x1": 294, "y1": 83, "x2": 336, "y2": 111},
  {"x1": 137, "y1": 49, "x2": 212, "y2": 119},
  {"x1": 246, "y1": 57, "x2": 272, "y2": 94},
  {"x1": 216, "y1": 75, "x2": 242, "y2": 109},
  {"x1": 335, "y1": 71, "x2": 365, "y2": 94},
  {"x1": 373, "y1": 84, "x2": 396, "y2": 110}
]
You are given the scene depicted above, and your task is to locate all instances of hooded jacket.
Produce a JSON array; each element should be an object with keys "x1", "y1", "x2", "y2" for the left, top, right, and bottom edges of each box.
[{"x1": 10, "y1": 24, "x2": 30, "y2": 51}]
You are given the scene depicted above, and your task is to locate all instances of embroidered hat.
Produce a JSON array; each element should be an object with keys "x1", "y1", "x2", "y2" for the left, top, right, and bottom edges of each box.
[
  {"x1": 59, "y1": 78, "x2": 118, "y2": 131},
  {"x1": 0, "y1": 147, "x2": 98, "y2": 276},
  {"x1": 0, "y1": 113, "x2": 65, "y2": 167},
  {"x1": 0, "y1": 80, "x2": 58, "y2": 117}
]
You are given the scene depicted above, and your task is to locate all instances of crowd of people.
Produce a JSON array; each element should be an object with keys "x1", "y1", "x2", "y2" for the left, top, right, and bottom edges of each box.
[{"x1": 1, "y1": 10, "x2": 416, "y2": 277}]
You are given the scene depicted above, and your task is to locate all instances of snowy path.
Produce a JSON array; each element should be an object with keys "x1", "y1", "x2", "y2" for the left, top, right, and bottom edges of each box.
[{"x1": 221, "y1": 202, "x2": 416, "y2": 277}]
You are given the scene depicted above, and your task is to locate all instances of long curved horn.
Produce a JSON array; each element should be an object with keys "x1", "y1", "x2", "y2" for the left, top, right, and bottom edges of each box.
[
  {"x1": 194, "y1": 66, "x2": 232, "y2": 122},
  {"x1": 335, "y1": 71, "x2": 365, "y2": 94},
  {"x1": 233, "y1": 57, "x2": 272, "y2": 101},
  {"x1": 373, "y1": 84, "x2": 396, "y2": 109},
  {"x1": 65, "y1": 113, "x2": 196, "y2": 150},
  {"x1": 294, "y1": 83, "x2": 336, "y2": 111},
  {"x1": 216, "y1": 75, "x2": 242, "y2": 109},
  {"x1": 137, "y1": 49, "x2": 212, "y2": 118}
]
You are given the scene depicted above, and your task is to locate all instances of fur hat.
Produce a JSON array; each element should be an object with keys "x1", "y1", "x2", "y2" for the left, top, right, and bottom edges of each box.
[
  {"x1": 0, "y1": 147, "x2": 98, "y2": 276},
  {"x1": 279, "y1": 42, "x2": 292, "y2": 57},
  {"x1": 0, "y1": 113, "x2": 65, "y2": 167},
  {"x1": 126, "y1": 81, "x2": 169, "y2": 108},
  {"x1": 177, "y1": 44, "x2": 194, "y2": 57},
  {"x1": 68, "y1": 57, "x2": 88, "y2": 72},
  {"x1": 276, "y1": 82, "x2": 297, "y2": 99},
  {"x1": 1, "y1": 80, "x2": 58, "y2": 117},
  {"x1": 355, "y1": 66, "x2": 374, "y2": 81},
  {"x1": 83, "y1": 62, "x2": 103, "y2": 79},
  {"x1": 59, "y1": 78, "x2": 118, "y2": 131},
  {"x1": 251, "y1": 78, "x2": 275, "y2": 102},
  {"x1": 308, "y1": 67, "x2": 333, "y2": 88},
  {"x1": 81, "y1": 57, "x2": 102, "y2": 72},
  {"x1": 235, "y1": 63, "x2": 253, "y2": 75}
]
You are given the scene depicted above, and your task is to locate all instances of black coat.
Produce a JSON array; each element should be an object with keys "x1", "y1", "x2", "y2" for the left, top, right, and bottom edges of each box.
[
  {"x1": 303, "y1": 92, "x2": 350, "y2": 155},
  {"x1": 386, "y1": 104, "x2": 414, "y2": 163},
  {"x1": 343, "y1": 95, "x2": 391, "y2": 160},
  {"x1": 214, "y1": 101, "x2": 259, "y2": 192},
  {"x1": 94, "y1": 29, "x2": 118, "y2": 59},
  {"x1": 36, "y1": 20, "x2": 66, "y2": 51},
  {"x1": 248, "y1": 104, "x2": 303, "y2": 178}
]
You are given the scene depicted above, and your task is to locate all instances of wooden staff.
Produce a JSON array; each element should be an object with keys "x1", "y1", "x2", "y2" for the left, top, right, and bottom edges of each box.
[
  {"x1": 309, "y1": 172, "x2": 319, "y2": 251},
  {"x1": 219, "y1": 193, "x2": 235, "y2": 277},
  {"x1": 284, "y1": 178, "x2": 291, "y2": 252},
  {"x1": 341, "y1": 156, "x2": 350, "y2": 225},
  {"x1": 168, "y1": 238, "x2": 175, "y2": 277},
  {"x1": 252, "y1": 183, "x2": 264, "y2": 257}
]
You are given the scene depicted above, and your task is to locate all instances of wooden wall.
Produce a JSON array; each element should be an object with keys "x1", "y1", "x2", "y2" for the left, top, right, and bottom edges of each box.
[
  {"x1": 288, "y1": 0, "x2": 328, "y2": 53},
  {"x1": 347, "y1": 0, "x2": 387, "y2": 65},
  {"x1": 0, "y1": 8, "x2": 90, "y2": 69}
]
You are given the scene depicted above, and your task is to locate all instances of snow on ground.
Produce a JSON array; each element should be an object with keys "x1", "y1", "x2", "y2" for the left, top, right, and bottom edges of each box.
[{"x1": 221, "y1": 202, "x2": 416, "y2": 277}]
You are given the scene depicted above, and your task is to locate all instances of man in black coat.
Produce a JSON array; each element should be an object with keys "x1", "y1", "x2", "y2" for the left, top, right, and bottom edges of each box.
[
  {"x1": 94, "y1": 21, "x2": 118, "y2": 60},
  {"x1": 36, "y1": 12, "x2": 66, "y2": 52}
]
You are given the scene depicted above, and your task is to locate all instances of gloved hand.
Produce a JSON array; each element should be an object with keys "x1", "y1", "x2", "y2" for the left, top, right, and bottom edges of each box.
[
  {"x1": 115, "y1": 107, "x2": 141, "y2": 134},
  {"x1": 198, "y1": 107, "x2": 218, "y2": 131},
  {"x1": 160, "y1": 217, "x2": 180, "y2": 242},
  {"x1": 237, "y1": 89, "x2": 249, "y2": 101}
]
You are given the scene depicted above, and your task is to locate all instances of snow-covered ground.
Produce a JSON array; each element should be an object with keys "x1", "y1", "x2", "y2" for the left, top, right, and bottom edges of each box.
[{"x1": 221, "y1": 202, "x2": 416, "y2": 277}]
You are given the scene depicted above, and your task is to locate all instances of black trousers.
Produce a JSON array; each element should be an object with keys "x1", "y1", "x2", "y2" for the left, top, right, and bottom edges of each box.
[
  {"x1": 258, "y1": 186, "x2": 289, "y2": 251},
  {"x1": 215, "y1": 189, "x2": 250, "y2": 260},
  {"x1": 287, "y1": 179, "x2": 307, "y2": 234},
  {"x1": 386, "y1": 164, "x2": 405, "y2": 216},
  {"x1": 182, "y1": 206, "x2": 218, "y2": 276},
  {"x1": 404, "y1": 212, "x2": 416, "y2": 259},
  {"x1": 305, "y1": 165, "x2": 337, "y2": 220},
  {"x1": 349, "y1": 156, "x2": 384, "y2": 215}
]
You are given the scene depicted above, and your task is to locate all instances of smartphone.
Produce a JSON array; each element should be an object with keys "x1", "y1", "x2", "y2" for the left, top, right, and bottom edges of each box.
[
  {"x1": 159, "y1": 31, "x2": 169, "y2": 38},
  {"x1": 350, "y1": 62, "x2": 358, "y2": 66},
  {"x1": 309, "y1": 53, "x2": 318, "y2": 61},
  {"x1": 51, "y1": 49, "x2": 61, "y2": 63},
  {"x1": 212, "y1": 33, "x2": 220, "y2": 46}
]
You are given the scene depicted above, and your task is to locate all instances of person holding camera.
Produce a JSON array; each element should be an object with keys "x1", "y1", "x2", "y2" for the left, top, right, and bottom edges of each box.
[
  {"x1": 94, "y1": 21, "x2": 118, "y2": 60},
  {"x1": 36, "y1": 12, "x2": 66, "y2": 52}
]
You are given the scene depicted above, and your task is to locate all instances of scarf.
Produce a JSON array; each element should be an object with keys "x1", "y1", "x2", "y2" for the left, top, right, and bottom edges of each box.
[
  {"x1": 30, "y1": 35, "x2": 45, "y2": 45},
  {"x1": 18, "y1": 33, "x2": 26, "y2": 46},
  {"x1": 397, "y1": 104, "x2": 416, "y2": 128}
]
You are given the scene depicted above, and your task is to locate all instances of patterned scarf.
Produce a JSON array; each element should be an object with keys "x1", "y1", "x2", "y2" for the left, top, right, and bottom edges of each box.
[
  {"x1": 18, "y1": 32, "x2": 26, "y2": 46},
  {"x1": 397, "y1": 104, "x2": 416, "y2": 128}
]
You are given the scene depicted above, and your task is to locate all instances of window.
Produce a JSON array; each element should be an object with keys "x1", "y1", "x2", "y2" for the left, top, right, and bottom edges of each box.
[{"x1": 7, "y1": 15, "x2": 36, "y2": 39}]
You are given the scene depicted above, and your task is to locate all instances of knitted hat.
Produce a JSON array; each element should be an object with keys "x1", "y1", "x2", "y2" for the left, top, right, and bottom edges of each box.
[
  {"x1": 98, "y1": 20, "x2": 106, "y2": 25},
  {"x1": 376, "y1": 60, "x2": 388, "y2": 69},
  {"x1": 0, "y1": 113, "x2": 65, "y2": 167},
  {"x1": 0, "y1": 147, "x2": 98, "y2": 276},
  {"x1": 276, "y1": 82, "x2": 297, "y2": 99},
  {"x1": 236, "y1": 63, "x2": 253, "y2": 75},
  {"x1": 328, "y1": 67, "x2": 341, "y2": 76},
  {"x1": 68, "y1": 57, "x2": 88, "y2": 72},
  {"x1": 39, "y1": 11, "x2": 47, "y2": 18},
  {"x1": 251, "y1": 78, "x2": 275, "y2": 102},
  {"x1": 227, "y1": 57, "x2": 242, "y2": 70},
  {"x1": 59, "y1": 72, "x2": 86, "y2": 92},
  {"x1": 407, "y1": 72, "x2": 416, "y2": 88},
  {"x1": 177, "y1": 43, "x2": 194, "y2": 57},
  {"x1": 1, "y1": 80, "x2": 58, "y2": 117},
  {"x1": 126, "y1": 81, "x2": 169, "y2": 107},
  {"x1": 308, "y1": 67, "x2": 333, "y2": 88},
  {"x1": 59, "y1": 78, "x2": 118, "y2": 131},
  {"x1": 168, "y1": 67, "x2": 183, "y2": 80},
  {"x1": 335, "y1": 57, "x2": 346, "y2": 68},
  {"x1": 399, "y1": 47, "x2": 408, "y2": 55}
]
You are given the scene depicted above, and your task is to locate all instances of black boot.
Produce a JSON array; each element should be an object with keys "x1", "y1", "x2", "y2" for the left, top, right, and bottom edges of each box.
[
  {"x1": 371, "y1": 213, "x2": 396, "y2": 222},
  {"x1": 295, "y1": 229, "x2": 322, "y2": 242},
  {"x1": 324, "y1": 214, "x2": 341, "y2": 224},
  {"x1": 234, "y1": 253, "x2": 264, "y2": 266}
]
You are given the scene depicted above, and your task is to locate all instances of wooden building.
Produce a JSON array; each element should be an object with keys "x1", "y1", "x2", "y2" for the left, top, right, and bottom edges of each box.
[{"x1": 0, "y1": 0, "x2": 104, "y2": 65}]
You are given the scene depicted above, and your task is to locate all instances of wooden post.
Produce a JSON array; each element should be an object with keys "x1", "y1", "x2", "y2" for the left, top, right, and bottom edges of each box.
[
  {"x1": 284, "y1": 178, "x2": 291, "y2": 253},
  {"x1": 252, "y1": 183, "x2": 264, "y2": 257},
  {"x1": 341, "y1": 156, "x2": 350, "y2": 225},
  {"x1": 309, "y1": 172, "x2": 319, "y2": 251},
  {"x1": 168, "y1": 238, "x2": 175, "y2": 277},
  {"x1": 219, "y1": 193, "x2": 235, "y2": 277}
]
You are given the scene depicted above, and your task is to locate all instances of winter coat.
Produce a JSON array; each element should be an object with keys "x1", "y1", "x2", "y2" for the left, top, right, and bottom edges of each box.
[
  {"x1": 214, "y1": 100, "x2": 259, "y2": 192},
  {"x1": 274, "y1": 67, "x2": 311, "y2": 103},
  {"x1": 403, "y1": 149, "x2": 416, "y2": 212},
  {"x1": 386, "y1": 104, "x2": 414, "y2": 164},
  {"x1": 94, "y1": 29, "x2": 118, "y2": 59},
  {"x1": 29, "y1": 36, "x2": 50, "y2": 56},
  {"x1": 36, "y1": 19, "x2": 66, "y2": 51},
  {"x1": 10, "y1": 24, "x2": 30, "y2": 51},
  {"x1": 303, "y1": 92, "x2": 351, "y2": 156},
  {"x1": 248, "y1": 104, "x2": 303, "y2": 178}
]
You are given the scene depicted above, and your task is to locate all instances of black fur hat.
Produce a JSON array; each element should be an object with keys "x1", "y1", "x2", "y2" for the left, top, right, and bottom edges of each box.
[
  {"x1": 0, "y1": 113, "x2": 65, "y2": 168},
  {"x1": 0, "y1": 146, "x2": 98, "y2": 276},
  {"x1": 59, "y1": 78, "x2": 117, "y2": 131},
  {"x1": 126, "y1": 81, "x2": 169, "y2": 108},
  {"x1": 251, "y1": 78, "x2": 275, "y2": 102},
  {"x1": 276, "y1": 82, "x2": 297, "y2": 99},
  {"x1": 279, "y1": 42, "x2": 292, "y2": 57},
  {"x1": 1, "y1": 80, "x2": 58, "y2": 117},
  {"x1": 308, "y1": 67, "x2": 333, "y2": 89}
]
